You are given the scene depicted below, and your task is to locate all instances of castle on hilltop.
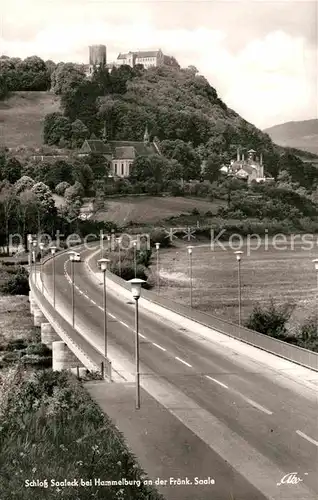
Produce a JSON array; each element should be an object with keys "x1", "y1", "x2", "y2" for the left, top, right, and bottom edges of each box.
[{"x1": 84, "y1": 44, "x2": 179, "y2": 76}]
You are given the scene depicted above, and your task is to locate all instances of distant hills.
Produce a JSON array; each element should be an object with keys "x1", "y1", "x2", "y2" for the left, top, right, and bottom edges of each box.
[{"x1": 264, "y1": 119, "x2": 318, "y2": 155}]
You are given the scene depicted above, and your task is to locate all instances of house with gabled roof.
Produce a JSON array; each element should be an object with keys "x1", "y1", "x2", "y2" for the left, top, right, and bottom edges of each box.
[{"x1": 78, "y1": 126, "x2": 161, "y2": 178}]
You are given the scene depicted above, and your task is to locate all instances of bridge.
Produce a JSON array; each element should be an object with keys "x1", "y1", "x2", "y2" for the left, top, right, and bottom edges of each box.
[{"x1": 28, "y1": 244, "x2": 318, "y2": 500}]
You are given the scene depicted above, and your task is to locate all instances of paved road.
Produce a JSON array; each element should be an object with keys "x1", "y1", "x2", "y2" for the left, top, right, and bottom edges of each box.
[{"x1": 41, "y1": 248, "x2": 318, "y2": 500}]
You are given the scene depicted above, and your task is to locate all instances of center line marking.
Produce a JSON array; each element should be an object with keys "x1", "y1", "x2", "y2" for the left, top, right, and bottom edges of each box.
[
  {"x1": 205, "y1": 375, "x2": 229, "y2": 389},
  {"x1": 175, "y1": 356, "x2": 192, "y2": 368},
  {"x1": 296, "y1": 430, "x2": 318, "y2": 447},
  {"x1": 243, "y1": 397, "x2": 273, "y2": 415},
  {"x1": 152, "y1": 342, "x2": 166, "y2": 351}
]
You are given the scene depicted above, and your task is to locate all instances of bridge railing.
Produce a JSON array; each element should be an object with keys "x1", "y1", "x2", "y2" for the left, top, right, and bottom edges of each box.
[
  {"x1": 29, "y1": 253, "x2": 112, "y2": 381},
  {"x1": 105, "y1": 268, "x2": 318, "y2": 373}
]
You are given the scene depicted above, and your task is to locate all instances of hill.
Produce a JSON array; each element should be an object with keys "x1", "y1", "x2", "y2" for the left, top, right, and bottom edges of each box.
[
  {"x1": 0, "y1": 91, "x2": 60, "y2": 148},
  {"x1": 264, "y1": 119, "x2": 318, "y2": 155}
]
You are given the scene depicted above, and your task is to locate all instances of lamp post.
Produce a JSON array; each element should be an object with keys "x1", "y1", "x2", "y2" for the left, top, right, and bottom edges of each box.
[
  {"x1": 100, "y1": 231, "x2": 104, "y2": 259},
  {"x1": 133, "y1": 241, "x2": 137, "y2": 278},
  {"x1": 128, "y1": 278, "x2": 146, "y2": 410},
  {"x1": 312, "y1": 259, "x2": 318, "y2": 335},
  {"x1": 155, "y1": 242, "x2": 160, "y2": 293},
  {"x1": 50, "y1": 246, "x2": 56, "y2": 308},
  {"x1": 98, "y1": 258, "x2": 110, "y2": 372},
  {"x1": 32, "y1": 239, "x2": 37, "y2": 285},
  {"x1": 39, "y1": 242, "x2": 44, "y2": 294},
  {"x1": 70, "y1": 253, "x2": 75, "y2": 328},
  {"x1": 117, "y1": 237, "x2": 122, "y2": 277},
  {"x1": 234, "y1": 251, "x2": 243, "y2": 326},
  {"x1": 187, "y1": 246, "x2": 193, "y2": 308}
]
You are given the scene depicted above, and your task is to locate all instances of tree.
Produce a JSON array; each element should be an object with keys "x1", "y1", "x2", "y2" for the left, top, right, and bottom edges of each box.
[
  {"x1": 61, "y1": 80, "x2": 101, "y2": 133},
  {"x1": 245, "y1": 299, "x2": 294, "y2": 338},
  {"x1": 0, "y1": 185, "x2": 16, "y2": 253},
  {"x1": 18, "y1": 190, "x2": 39, "y2": 247},
  {"x1": 160, "y1": 139, "x2": 201, "y2": 181},
  {"x1": 130, "y1": 155, "x2": 167, "y2": 184},
  {"x1": 71, "y1": 119, "x2": 90, "y2": 148},
  {"x1": 86, "y1": 153, "x2": 110, "y2": 179},
  {"x1": 1, "y1": 157, "x2": 22, "y2": 183},
  {"x1": 43, "y1": 112, "x2": 72, "y2": 146},
  {"x1": 203, "y1": 153, "x2": 222, "y2": 183},
  {"x1": 55, "y1": 181, "x2": 71, "y2": 196},
  {"x1": 73, "y1": 164, "x2": 94, "y2": 195},
  {"x1": 14, "y1": 175, "x2": 36, "y2": 194},
  {"x1": 64, "y1": 181, "x2": 84, "y2": 201},
  {"x1": 51, "y1": 62, "x2": 86, "y2": 95},
  {"x1": 31, "y1": 182, "x2": 56, "y2": 232}
]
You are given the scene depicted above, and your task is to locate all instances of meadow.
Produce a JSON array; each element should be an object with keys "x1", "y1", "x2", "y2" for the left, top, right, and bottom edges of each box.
[
  {"x1": 0, "y1": 91, "x2": 60, "y2": 148},
  {"x1": 95, "y1": 196, "x2": 225, "y2": 224},
  {"x1": 151, "y1": 237, "x2": 318, "y2": 330}
]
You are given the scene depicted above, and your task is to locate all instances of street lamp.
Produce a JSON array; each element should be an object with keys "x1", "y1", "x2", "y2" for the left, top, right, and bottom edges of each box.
[
  {"x1": 98, "y1": 258, "x2": 110, "y2": 375},
  {"x1": 133, "y1": 241, "x2": 137, "y2": 278},
  {"x1": 50, "y1": 246, "x2": 57, "y2": 308},
  {"x1": 234, "y1": 251, "x2": 243, "y2": 326},
  {"x1": 39, "y1": 242, "x2": 44, "y2": 294},
  {"x1": 128, "y1": 278, "x2": 146, "y2": 410},
  {"x1": 155, "y1": 242, "x2": 160, "y2": 293},
  {"x1": 312, "y1": 259, "x2": 318, "y2": 335},
  {"x1": 69, "y1": 252, "x2": 75, "y2": 328},
  {"x1": 32, "y1": 239, "x2": 37, "y2": 285},
  {"x1": 187, "y1": 246, "x2": 193, "y2": 308},
  {"x1": 117, "y1": 237, "x2": 122, "y2": 277}
]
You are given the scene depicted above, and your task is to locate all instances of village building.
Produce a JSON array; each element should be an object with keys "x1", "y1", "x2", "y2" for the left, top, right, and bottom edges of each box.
[
  {"x1": 78, "y1": 127, "x2": 161, "y2": 178},
  {"x1": 225, "y1": 148, "x2": 268, "y2": 184}
]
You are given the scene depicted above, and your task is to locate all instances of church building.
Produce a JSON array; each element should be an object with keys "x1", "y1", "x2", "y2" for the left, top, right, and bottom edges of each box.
[
  {"x1": 226, "y1": 148, "x2": 266, "y2": 184},
  {"x1": 79, "y1": 126, "x2": 161, "y2": 178}
]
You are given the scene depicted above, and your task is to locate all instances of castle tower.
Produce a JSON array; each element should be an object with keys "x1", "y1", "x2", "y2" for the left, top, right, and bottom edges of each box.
[{"x1": 89, "y1": 45, "x2": 107, "y2": 66}]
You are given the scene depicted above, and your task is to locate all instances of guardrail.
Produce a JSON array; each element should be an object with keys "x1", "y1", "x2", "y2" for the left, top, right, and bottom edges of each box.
[
  {"x1": 29, "y1": 253, "x2": 112, "y2": 381},
  {"x1": 104, "y1": 267, "x2": 318, "y2": 373}
]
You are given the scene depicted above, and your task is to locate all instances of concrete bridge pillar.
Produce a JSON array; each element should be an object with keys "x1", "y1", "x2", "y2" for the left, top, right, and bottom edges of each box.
[
  {"x1": 52, "y1": 341, "x2": 82, "y2": 372},
  {"x1": 41, "y1": 323, "x2": 60, "y2": 348},
  {"x1": 29, "y1": 291, "x2": 36, "y2": 314},
  {"x1": 33, "y1": 304, "x2": 46, "y2": 327}
]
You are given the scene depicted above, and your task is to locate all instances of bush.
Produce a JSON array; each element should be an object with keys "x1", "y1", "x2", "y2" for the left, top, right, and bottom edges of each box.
[
  {"x1": 111, "y1": 262, "x2": 147, "y2": 281},
  {"x1": 5, "y1": 338, "x2": 28, "y2": 351},
  {"x1": 0, "y1": 267, "x2": 29, "y2": 295},
  {"x1": 149, "y1": 229, "x2": 171, "y2": 248},
  {"x1": 25, "y1": 343, "x2": 51, "y2": 356},
  {"x1": 191, "y1": 207, "x2": 200, "y2": 215},
  {"x1": 245, "y1": 298, "x2": 295, "y2": 338},
  {"x1": 21, "y1": 354, "x2": 52, "y2": 367}
]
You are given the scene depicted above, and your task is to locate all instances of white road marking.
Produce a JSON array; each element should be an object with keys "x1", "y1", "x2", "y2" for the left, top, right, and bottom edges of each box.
[
  {"x1": 175, "y1": 356, "x2": 192, "y2": 368},
  {"x1": 205, "y1": 375, "x2": 229, "y2": 389},
  {"x1": 152, "y1": 342, "x2": 166, "y2": 352},
  {"x1": 139, "y1": 333, "x2": 147, "y2": 339},
  {"x1": 296, "y1": 430, "x2": 318, "y2": 447},
  {"x1": 243, "y1": 397, "x2": 273, "y2": 415},
  {"x1": 205, "y1": 376, "x2": 272, "y2": 414}
]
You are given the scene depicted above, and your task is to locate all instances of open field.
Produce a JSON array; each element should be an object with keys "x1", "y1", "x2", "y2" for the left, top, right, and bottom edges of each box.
[
  {"x1": 0, "y1": 295, "x2": 37, "y2": 343},
  {"x1": 150, "y1": 237, "x2": 318, "y2": 330},
  {"x1": 95, "y1": 196, "x2": 225, "y2": 224},
  {"x1": 0, "y1": 91, "x2": 60, "y2": 147}
]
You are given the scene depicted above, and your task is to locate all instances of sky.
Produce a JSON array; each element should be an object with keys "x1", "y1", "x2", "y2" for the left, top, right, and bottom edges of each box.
[{"x1": 1, "y1": 0, "x2": 317, "y2": 129}]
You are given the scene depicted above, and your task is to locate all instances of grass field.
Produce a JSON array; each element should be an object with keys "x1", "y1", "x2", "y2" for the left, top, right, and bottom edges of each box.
[
  {"x1": 0, "y1": 295, "x2": 37, "y2": 343},
  {"x1": 0, "y1": 91, "x2": 60, "y2": 147},
  {"x1": 95, "y1": 196, "x2": 225, "y2": 224},
  {"x1": 150, "y1": 238, "x2": 318, "y2": 330}
]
